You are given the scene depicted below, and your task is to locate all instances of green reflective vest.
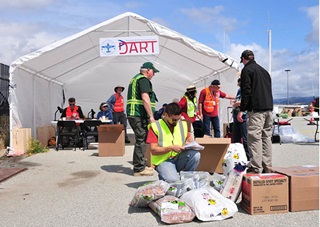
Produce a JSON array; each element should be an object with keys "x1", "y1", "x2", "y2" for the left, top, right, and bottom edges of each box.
[
  {"x1": 185, "y1": 95, "x2": 197, "y2": 117},
  {"x1": 126, "y1": 74, "x2": 156, "y2": 118},
  {"x1": 150, "y1": 119, "x2": 188, "y2": 166}
]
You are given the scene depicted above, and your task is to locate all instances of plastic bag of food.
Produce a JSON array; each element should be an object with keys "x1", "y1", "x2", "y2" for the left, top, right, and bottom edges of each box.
[
  {"x1": 149, "y1": 195, "x2": 195, "y2": 224},
  {"x1": 130, "y1": 180, "x2": 170, "y2": 207},
  {"x1": 212, "y1": 173, "x2": 226, "y2": 192},
  {"x1": 180, "y1": 186, "x2": 238, "y2": 221},
  {"x1": 180, "y1": 171, "x2": 210, "y2": 189}
]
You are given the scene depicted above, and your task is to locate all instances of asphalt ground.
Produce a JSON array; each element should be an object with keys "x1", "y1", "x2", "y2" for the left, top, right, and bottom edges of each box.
[{"x1": 0, "y1": 117, "x2": 319, "y2": 226}]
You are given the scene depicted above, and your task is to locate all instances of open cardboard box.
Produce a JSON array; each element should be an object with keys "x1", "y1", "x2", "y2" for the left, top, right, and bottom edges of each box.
[
  {"x1": 145, "y1": 137, "x2": 231, "y2": 173},
  {"x1": 195, "y1": 137, "x2": 231, "y2": 173},
  {"x1": 97, "y1": 124, "x2": 125, "y2": 157},
  {"x1": 269, "y1": 166, "x2": 319, "y2": 212}
]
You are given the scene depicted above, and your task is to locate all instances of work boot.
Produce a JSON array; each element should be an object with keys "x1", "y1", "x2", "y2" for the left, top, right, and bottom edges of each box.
[
  {"x1": 145, "y1": 166, "x2": 154, "y2": 171},
  {"x1": 133, "y1": 168, "x2": 154, "y2": 176}
]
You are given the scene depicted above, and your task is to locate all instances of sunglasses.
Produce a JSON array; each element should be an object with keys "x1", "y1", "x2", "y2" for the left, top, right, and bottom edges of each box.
[
  {"x1": 169, "y1": 116, "x2": 180, "y2": 122},
  {"x1": 69, "y1": 103, "x2": 75, "y2": 106}
]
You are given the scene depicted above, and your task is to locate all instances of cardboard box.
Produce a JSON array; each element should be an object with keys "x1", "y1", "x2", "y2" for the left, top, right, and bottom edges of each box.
[
  {"x1": 37, "y1": 125, "x2": 56, "y2": 146},
  {"x1": 145, "y1": 137, "x2": 231, "y2": 173},
  {"x1": 195, "y1": 137, "x2": 231, "y2": 173},
  {"x1": 12, "y1": 128, "x2": 32, "y2": 155},
  {"x1": 241, "y1": 173, "x2": 289, "y2": 215},
  {"x1": 97, "y1": 124, "x2": 125, "y2": 157},
  {"x1": 269, "y1": 166, "x2": 319, "y2": 212}
]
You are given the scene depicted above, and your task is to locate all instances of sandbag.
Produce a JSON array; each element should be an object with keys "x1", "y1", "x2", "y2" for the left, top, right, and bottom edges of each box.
[
  {"x1": 180, "y1": 186, "x2": 238, "y2": 221},
  {"x1": 149, "y1": 195, "x2": 195, "y2": 224}
]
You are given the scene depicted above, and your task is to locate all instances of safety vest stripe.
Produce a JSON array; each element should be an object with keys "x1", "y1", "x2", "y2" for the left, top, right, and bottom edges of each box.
[
  {"x1": 178, "y1": 121, "x2": 185, "y2": 143},
  {"x1": 155, "y1": 121, "x2": 163, "y2": 147}
]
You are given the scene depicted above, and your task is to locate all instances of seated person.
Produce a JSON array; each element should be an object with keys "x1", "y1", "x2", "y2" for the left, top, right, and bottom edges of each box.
[
  {"x1": 154, "y1": 103, "x2": 167, "y2": 120},
  {"x1": 146, "y1": 102, "x2": 201, "y2": 183},
  {"x1": 61, "y1": 97, "x2": 84, "y2": 120},
  {"x1": 60, "y1": 97, "x2": 84, "y2": 147},
  {"x1": 96, "y1": 102, "x2": 113, "y2": 124}
]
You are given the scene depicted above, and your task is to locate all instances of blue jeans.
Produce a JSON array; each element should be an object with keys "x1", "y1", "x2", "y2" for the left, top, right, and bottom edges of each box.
[
  {"x1": 203, "y1": 115, "x2": 220, "y2": 137},
  {"x1": 232, "y1": 113, "x2": 250, "y2": 160},
  {"x1": 155, "y1": 149, "x2": 200, "y2": 183}
]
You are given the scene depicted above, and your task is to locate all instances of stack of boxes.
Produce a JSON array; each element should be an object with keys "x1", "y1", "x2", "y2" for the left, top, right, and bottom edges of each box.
[{"x1": 240, "y1": 166, "x2": 319, "y2": 215}]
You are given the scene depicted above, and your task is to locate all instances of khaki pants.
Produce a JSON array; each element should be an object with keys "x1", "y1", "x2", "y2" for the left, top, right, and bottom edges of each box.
[{"x1": 247, "y1": 111, "x2": 273, "y2": 173}]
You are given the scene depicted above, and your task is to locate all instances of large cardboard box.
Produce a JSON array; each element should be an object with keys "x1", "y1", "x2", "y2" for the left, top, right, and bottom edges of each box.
[
  {"x1": 12, "y1": 128, "x2": 32, "y2": 155},
  {"x1": 241, "y1": 173, "x2": 289, "y2": 215},
  {"x1": 195, "y1": 137, "x2": 231, "y2": 173},
  {"x1": 97, "y1": 124, "x2": 125, "y2": 157},
  {"x1": 145, "y1": 137, "x2": 231, "y2": 173},
  {"x1": 269, "y1": 166, "x2": 319, "y2": 212},
  {"x1": 37, "y1": 125, "x2": 56, "y2": 146}
]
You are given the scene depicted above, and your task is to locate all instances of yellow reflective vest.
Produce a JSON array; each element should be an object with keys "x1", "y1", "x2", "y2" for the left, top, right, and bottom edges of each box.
[{"x1": 150, "y1": 119, "x2": 188, "y2": 166}]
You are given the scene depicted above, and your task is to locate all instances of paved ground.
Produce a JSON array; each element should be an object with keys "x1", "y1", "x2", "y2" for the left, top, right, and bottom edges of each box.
[{"x1": 0, "y1": 118, "x2": 318, "y2": 226}]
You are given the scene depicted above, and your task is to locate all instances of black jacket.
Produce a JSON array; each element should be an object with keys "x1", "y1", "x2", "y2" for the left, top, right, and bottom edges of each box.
[{"x1": 240, "y1": 60, "x2": 273, "y2": 112}]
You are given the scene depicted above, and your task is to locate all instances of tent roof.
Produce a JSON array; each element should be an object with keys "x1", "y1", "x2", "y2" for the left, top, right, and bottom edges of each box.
[{"x1": 9, "y1": 12, "x2": 239, "y2": 138}]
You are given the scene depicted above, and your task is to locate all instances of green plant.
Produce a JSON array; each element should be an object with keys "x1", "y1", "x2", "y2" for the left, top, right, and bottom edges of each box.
[{"x1": 27, "y1": 137, "x2": 48, "y2": 155}]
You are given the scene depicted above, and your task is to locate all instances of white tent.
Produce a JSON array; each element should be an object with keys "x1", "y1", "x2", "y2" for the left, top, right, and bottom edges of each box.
[{"x1": 9, "y1": 12, "x2": 239, "y2": 142}]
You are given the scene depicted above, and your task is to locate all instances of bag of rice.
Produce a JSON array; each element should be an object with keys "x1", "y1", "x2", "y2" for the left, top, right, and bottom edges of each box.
[
  {"x1": 180, "y1": 186, "x2": 238, "y2": 221},
  {"x1": 130, "y1": 180, "x2": 170, "y2": 207},
  {"x1": 149, "y1": 195, "x2": 195, "y2": 224}
]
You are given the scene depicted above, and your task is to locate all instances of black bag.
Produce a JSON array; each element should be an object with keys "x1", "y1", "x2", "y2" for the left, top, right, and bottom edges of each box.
[{"x1": 193, "y1": 120, "x2": 204, "y2": 138}]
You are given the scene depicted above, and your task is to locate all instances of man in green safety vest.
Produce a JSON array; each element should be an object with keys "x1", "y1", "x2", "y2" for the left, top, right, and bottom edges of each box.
[
  {"x1": 146, "y1": 102, "x2": 201, "y2": 183},
  {"x1": 127, "y1": 62, "x2": 159, "y2": 176}
]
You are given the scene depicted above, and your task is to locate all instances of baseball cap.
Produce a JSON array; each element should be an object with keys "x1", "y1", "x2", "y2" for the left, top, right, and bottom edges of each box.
[
  {"x1": 141, "y1": 62, "x2": 159, "y2": 73},
  {"x1": 211, "y1": 79, "x2": 221, "y2": 87},
  {"x1": 240, "y1": 50, "x2": 254, "y2": 63}
]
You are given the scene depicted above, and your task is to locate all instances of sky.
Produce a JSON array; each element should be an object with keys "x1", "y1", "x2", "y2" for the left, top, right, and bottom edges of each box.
[{"x1": 0, "y1": 0, "x2": 318, "y2": 99}]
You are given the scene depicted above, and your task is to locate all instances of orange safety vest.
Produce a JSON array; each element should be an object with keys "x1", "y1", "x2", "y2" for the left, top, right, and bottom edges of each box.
[
  {"x1": 66, "y1": 106, "x2": 80, "y2": 119},
  {"x1": 203, "y1": 87, "x2": 220, "y2": 113},
  {"x1": 114, "y1": 93, "x2": 124, "y2": 112}
]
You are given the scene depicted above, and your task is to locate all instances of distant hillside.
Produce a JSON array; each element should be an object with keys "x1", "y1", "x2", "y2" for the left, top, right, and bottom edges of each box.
[{"x1": 273, "y1": 96, "x2": 317, "y2": 105}]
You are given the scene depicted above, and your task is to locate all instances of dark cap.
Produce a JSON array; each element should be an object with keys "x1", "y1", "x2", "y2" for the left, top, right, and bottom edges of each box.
[
  {"x1": 211, "y1": 79, "x2": 221, "y2": 87},
  {"x1": 141, "y1": 62, "x2": 159, "y2": 73},
  {"x1": 114, "y1": 85, "x2": 125, "y2": 92},
  {"x1": 162, "y1": 103, "x2": 168, "y2": 107},
  {"x1": 240, "y1": 50, "x2": 254, "y2": 63}
]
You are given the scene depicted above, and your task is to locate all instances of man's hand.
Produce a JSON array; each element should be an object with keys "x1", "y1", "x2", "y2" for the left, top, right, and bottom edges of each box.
[
  {"x1": 149, "y1": 116, "x2": 156, "y2": 123},
  {"x1": 237, "y1": 111, "x2": 244, "y2": 122},
  {"x1": 171, "y1": 145, "x2": 185, "y2": 153}
]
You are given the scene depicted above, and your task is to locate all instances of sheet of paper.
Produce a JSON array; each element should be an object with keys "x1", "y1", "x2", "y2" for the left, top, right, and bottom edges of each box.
[{"x1": 183, "y1": 141, "x2": 204, "y2": 150}]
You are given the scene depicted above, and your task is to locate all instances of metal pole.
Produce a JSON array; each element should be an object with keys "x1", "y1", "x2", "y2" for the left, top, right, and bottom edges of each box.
[{"x1": 285, "y1": 69, "x2": 291, "y2": 105}]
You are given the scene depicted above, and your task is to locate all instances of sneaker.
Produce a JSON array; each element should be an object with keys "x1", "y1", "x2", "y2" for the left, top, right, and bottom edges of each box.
[
  {"x1": 125, "y1": 139, "x2": 131, "y2": 144},
  {"x1": 133, "y1": 168, "x2": 154, "y2": 176}
]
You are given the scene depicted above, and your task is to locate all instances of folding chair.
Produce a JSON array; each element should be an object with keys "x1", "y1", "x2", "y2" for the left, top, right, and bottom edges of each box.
[
  {"x1": 82, "y1": 119, "x2": 101, "y2": 150},
  {"x1": 56, "y1": 120, "x2": 80, "y2": 151}
]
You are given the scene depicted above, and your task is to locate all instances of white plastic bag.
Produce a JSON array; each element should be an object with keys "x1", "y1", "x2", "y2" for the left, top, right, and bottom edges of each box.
[
  {"x1": 180, "y1": 186, "x2": 238, "y2": 221},
  {"x1": 180, "y1": 171, "x2": 210, "y2": 189},
  {"x1": 222, "y1": 143, "x2": 248, "y2": 176}
]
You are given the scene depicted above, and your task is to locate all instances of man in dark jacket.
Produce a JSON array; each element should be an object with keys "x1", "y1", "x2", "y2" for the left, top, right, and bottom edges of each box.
[{"x1": 237, "y1": 50, "x2": 273, "y2": 173}]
